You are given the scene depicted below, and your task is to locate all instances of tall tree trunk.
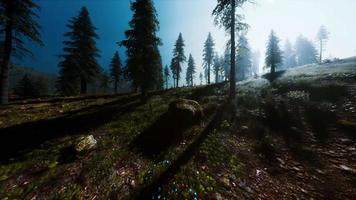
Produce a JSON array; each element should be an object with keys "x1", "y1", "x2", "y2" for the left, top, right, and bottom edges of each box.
[
  {"x1": 215, "y1": 70, "x2": 218, "y2": 83},
  {"x1": 229, "y1": 0, "x2": 236, "y2": 100},
  {"x1": 319, "y1": 40, "x2": 323, "y2": 63},
  {"x1": 165, "y1": 77, "x2": 168, "y2": 89},
  {"x1": 80, "y1": 77, "x2": 87, "y2": 94},
  {"x1": 271, "y1": 64, "x2": 275, "y2": 74},
  {"x1": 176, "y1": 67, "x2": 179, "y2": 88},
  {"x1": 208, "y1": 63, "x2": 210, "y2": 84},
  {"x1": 0, "y1": 10, "x2": 13, "y2": 105},
  {"x1": 114, "y1": 80, "x2": 118, "y2": 94}
]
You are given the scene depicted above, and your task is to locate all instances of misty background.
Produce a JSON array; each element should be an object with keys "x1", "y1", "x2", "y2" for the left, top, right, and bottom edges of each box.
[{"x1": 19, "y1": 0, "x2": 356, "y2": 84}]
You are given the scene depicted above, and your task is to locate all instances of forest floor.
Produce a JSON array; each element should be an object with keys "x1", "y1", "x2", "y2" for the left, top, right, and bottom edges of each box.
[{"x1": 0, "y1": 57, "x2": 355, "y2": 200}]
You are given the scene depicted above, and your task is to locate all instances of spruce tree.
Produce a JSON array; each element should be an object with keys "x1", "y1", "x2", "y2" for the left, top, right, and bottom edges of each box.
[
  {"x1": 236, "y1": 33, "x2": 252, "y2": 81},
  {"x1": 56, "y1": 7, "x2": 100, "y2": 96},
  {"x1": 265, "y1": 30, "x2": 282, "y2": 74},
  {"x1": 14, "y1": 74, "x2": 36, "y2": 99},
  {"x1": 199, "y1": 72, "x2": 203, "y2": 85},
  {"x1": 120, "y1": 0, "x2": 161, "y2": 99},
  {"x1": 110, "y1": 51, "x2": 122, "y2": 94},
  {"x1": 295, "y1": 35, "x2": 318, "y2": 66},
  {"x1": 186, "y1": 54, "x2": 196, "y2": 86},
  {"x1": 171, "y1": 33, "x2": 186, "y2": 88},
  {"x1": 317, "y1": 25, "x2": 329, "y2": 63},
  {"x1": 164, "y1": 65, "x2": 170, "y2": 89},
  {"x1": 213, "y1": 0, "x2": 249, "y2": 100},
  {"x1": 213, "y1": 53, "x2": 222, "y2": 83},
  {"x1": 203, "y1": 33, "x2": 215, "y2": 84},
  {"x1": 99, "y1": 70, "x2": 110, "y2": 94},
  {"x1": 170, "y1": 58, "x2": 178, "y2": 88},
  {"x1": 222, "y1": 45, "x2": 231, "y2": 81},
  {"x1": 282, "y1": 40, "x2": 297, "y2": 68},
  {"x1": 0, "y1": 0, "x2": 42, "y2": 104}
]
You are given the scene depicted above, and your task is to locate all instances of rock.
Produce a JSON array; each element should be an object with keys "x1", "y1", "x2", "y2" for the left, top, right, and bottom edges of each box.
[
  {"x1": 168, "y1": 99, "x2": 203, "y2": 123},
  {"x1": 75, "y1": 135, "x2": 97, "y2": 153}
]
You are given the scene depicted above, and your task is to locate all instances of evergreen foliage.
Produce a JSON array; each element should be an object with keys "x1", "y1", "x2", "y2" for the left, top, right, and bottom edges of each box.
[
  {"x1": 213, "y1": 0, "x2": 249, "y2": 100},
  {"x1": 265, "y1": 30, "x2": 282, "y2": 74},
  {"x1": 56, "y1": 7, "x2": 100, "y2": 96},
  {"x1": 317, "y1": 25, "x2": 329, "y2": 63},
  {"x1": 186, "y1": 54, "x2": 196, "y2": 86},
  {"x1": 282, "y1": 40, "x2": 297, "y2": 68},
  {"x1": 109, "y1": 51, "x2": 122, "y2": 94},
  {"x1": 120, "y1": 0, "x2": 162, "y2": 98},
  {"x1": 164, "y1": 65, "x2": 170, "y2": 89},
  {"x1": 295, "y1": 35, "x2": 318, "y2": 66},
  {"x1": 202, "y1": 33, "x2": 215, "y2": 84},
  {"x1": 0, "y1": 0, "x2": 43, "y2": 104},
  {"x1": 171, "y1": 33, "x2": 186, "y2": 88},
  {"x1": 236, "y1": 33, "x2": 252, "y2": 81}
]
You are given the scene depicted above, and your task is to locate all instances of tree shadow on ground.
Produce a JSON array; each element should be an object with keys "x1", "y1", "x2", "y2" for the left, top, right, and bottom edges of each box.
[
  {"x1": 262, "y1": 70, "x2": 286, "y2": 82},
  {"x1": 131, "y1": 103, "x2": 203, "y2": 157},
  {"x1": 0, "y1": 95, "x2": 142, "y2": 163},
  {"x1": 129, "y1": 102, "x2": 228, "y2": 199}
]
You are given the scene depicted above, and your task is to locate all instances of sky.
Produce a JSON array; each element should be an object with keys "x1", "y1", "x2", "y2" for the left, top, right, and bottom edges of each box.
[{"x1": 19, "y1": 0, "x2": 356, "y2": 84}]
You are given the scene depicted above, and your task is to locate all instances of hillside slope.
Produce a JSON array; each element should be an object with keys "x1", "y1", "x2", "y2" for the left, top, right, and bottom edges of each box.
[{"x1": 0, "y1": 58, "x2": 355, "y2": 199}]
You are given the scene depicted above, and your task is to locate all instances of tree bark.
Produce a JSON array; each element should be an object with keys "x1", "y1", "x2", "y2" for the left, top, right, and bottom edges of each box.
[
  {"x1": 80, "y1": 76, "x2": 87, "y2": 94},
  {"x1": 229, "y1": 0, "x2": 236, "y2": 101},
  {"x1": 319, "y1": 40, "x2": 323, "y2": 63},
  {"x1": 114, "y1": 80, "x2": 118, "y2": 94},
  {"x1": 208, "y1": 63, "x2": 210, "y2": 84},
  {"x1": 0, "y1": 6, "x2": 13, "y2": 105}
]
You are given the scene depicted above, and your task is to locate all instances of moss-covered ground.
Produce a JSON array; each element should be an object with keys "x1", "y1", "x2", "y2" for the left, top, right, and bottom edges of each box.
[{"x1": 0, "y1": 58, "x2": 355, "y2": 199}]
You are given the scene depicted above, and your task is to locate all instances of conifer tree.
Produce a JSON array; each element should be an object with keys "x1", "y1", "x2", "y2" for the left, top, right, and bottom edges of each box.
[
  {"x1": 164, "y1": 65, "x2": 170, "y2": 89},
  {"x1": 282, "y1": 40, "x2": 297, "y2": 68},
  {"x1": 56, "y1": 7, "x2": 100, "y2": 96},
  {"x1": 265, "y1": 30, "x2": 282, "y2": 74},
  {"x1": 186, "y1": 54, "x2": 196, "y2": 86},
  {"x1": 316, "y1": 25, "x2": 329, "y2": 63},
  {"x1": 295, "y1": 35, "x2": 318, "y2": 66},
  {"x1": 213, "y1": 0, "x2": 249, "y2": 100},
  {"x1": 99, "y1": 70, "x2": 110, "y2": 94},
  {"x1": 120, "y1": 0, "x2": 161, "y2": 99},
  {"x1": 213, "y1": 53, "x2": 222, "y2": 83},
  {"x1": 203, "y1": 33, "x2": 215, "y2": 84},
  {"x1": 171, "y1": 33, "x2": 186, "y2": 88},
  {"x1": 0, "y1": 0, "x2": 43, "y2": 104},
  {"x1": 14, "y1": 74, "x2": 36, "y2": 99},
  {"x1": 236, "y1": 33, "x2": 252, "y2": 81},
  {"x1": 110, "y1": 51, "x2": 122, "y2": 94},
  {"x1": 199, "y1": 72, "x2": 203, "y2": 85},
  {"x1": 222, "y1": 45, "x2": 231, "y2": 81}
]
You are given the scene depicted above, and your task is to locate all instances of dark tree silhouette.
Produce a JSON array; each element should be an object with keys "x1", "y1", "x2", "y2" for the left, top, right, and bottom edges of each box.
[
  {"x1": 56, "y1": 7, "x2": 100, "y2": 96},
  {"x1": 199, "y1": 72, "x2": 203, "y2": 85},
  {"x1": 120, "y1": 0, "x2": 161, "y2": 99},
  {"x1": 0, "y1": 0, "x2": 42, "y2": 104},
  {"x1": 295, "y1": 35, "x2": 318, "y2": 66},
  {"x1": 164, "y1": 65, "x2": 170, "y2": 89},
  {"x1": 236, "y1": 33, "x2": 252, "y2": 81},
  {"x1": 317, "y1": 25, "x2": 329, "y2": 63},
  {"x1": 222, "y1": 45, "x2": 231, "y2": 81},
  {"x1": 13, "y1": 74, "x2": 48, "y2": 99},
  {"x1": 213, "y1": 0, "x2": 249, "y2": 100},
  {"x1": 213, "y1": 53, "x2": 222, "y2": 83},
  {"x1": 265, "y1": 30, "x2": 282, "y2": 74},
  {"x1": 99, "y1": 70, "x2": 110, "y2": 94},
  {"x1": 171, "y1": 33, "x2": 186, "y2": 88},
  {"x1": 186, "y1": 54, "x2": 196, "y2": 86},
  {"x1": 282, "y1": 39, "x2": 297, "y2": 68},
  {"x1": 110, "y1": 51, "x2": 122, "y2": 94},
  {"x1": 203, "y1": 33, "x2": 215, "y2": 84}
]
